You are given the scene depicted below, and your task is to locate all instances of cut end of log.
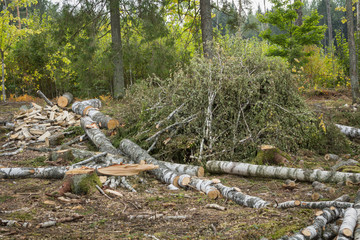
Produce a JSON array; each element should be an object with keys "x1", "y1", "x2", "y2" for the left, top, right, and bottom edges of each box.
[
  {"x1": 83, "y1": 106, "x2": 93, "y2": 116},
  {"x1": 342, "y1": 228, "x2": 353, "y2": 237},
  {"x1": 58, "y1": 96, "x2": 69, "y2": 108},
  {"x1": 208, "y1": 189, "x2": 221, "y2": 200},
  {"x1": 301, "y1": 228, "x2": 311, "y2": 237},
  {"x1": 197, "y1": 167, "x2": 205, "y2": 177},
  {"x1": 294, "y1": 200, "x2": 301, "y2": 206},
  {"x1": 107, "y1": 119, "x2": 120, "y2": 130},
  {"x1": 173, "y1": 176, "x2": 180, "y2": 187},
  {"x1": 180, "y1": 176, "x2": 190, "y2": 186}
]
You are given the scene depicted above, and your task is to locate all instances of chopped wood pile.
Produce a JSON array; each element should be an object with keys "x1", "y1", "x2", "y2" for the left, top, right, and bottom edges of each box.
[{"x1": 5, "y1": 102, "x2": 80, "y2": 146}]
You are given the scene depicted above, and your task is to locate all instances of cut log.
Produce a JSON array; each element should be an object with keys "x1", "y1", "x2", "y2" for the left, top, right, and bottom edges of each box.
[
  {"x1": 354, "y1": 190, "x2": 360, "y2": 240},
  {"x1": 57, "y1": 92, "x2": 73, "y2": 108},
  {"x1": 280, "y1": 207, "x2": 344, "y2": 240},
  {"x1": 338, "y1": 208, "x2": 357, "y2": 238},
  {"x1": 335, "y1": 194, "x2": 351, "y2": 202},
  {"x1": 336, "y1": 124, "x2": 360, "y2": 139},
  {"x1": 119, "y1": 139, "x2": 189, "y2": 187},
  {"x1": 214, "y1": 183, "x2": 269, "y2": 208},
  {"x1": 252, "y1": 145, "x2": 292, "y2": 165},
  {"x1": 322, "y1": 223, "x2": 340, "y2": 240},
  {"x1": 0, "y1": 166, "x2": 69, "y2": 179},
  {"x1": 71, "y1": 99, "x2": 102, "y2": 115},
  {"x1": 275, "y1": 200, "x2": 353, "y2": 209},
  {"x1": 332, "y1": 159, "x2": 359, "y2": 171},
  {"x1": 206, "y1": 160, "x2": 360, "y2": 184},
  {"x1": 80, "y1": 116, "x2": 122, "y2": 155},
  {"x1": 189, "y1": 177, "x2": 220, "y2": 199},
  {"x1": 150, "y1": 159, "x2": 204, "y2": 177},
  {"x1": 36, "y1": 90, "x2": 54, "y2": 106},
  {"x1": 324, "y1": 153, "x2": 341, "y2": 161},
  {"x1": 86, "y1": 108, "x2": 119, "y2": 130},
  {"x1": 205, "y1": 204, "x2": 226, "y2": 211}
]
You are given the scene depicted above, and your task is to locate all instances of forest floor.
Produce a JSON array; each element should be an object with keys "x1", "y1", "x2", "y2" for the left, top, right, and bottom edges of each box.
[{"x1": 1, "y1": 90, "x2": 360, "y2": 240}]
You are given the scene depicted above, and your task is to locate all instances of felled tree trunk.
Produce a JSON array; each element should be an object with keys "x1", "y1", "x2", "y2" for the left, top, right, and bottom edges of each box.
[
  {"x1": 70, "y1": 148, "x2": 128, "y2": 167},
  {"x1": 119, "y1": 138, "x2": 190, "y2": 187},
  {"x1": 336, "y1": 124, "x2": 360, "y2": 138},
  {"x1": 323, "y1": 223, "x2": 340, "y2": 240},
  {"x1": 214, "y1": 183, "x2": 269, "y2": 208},
  {"x1": 150, "y1": 160, "x2": 204, "y2": 177},
  {"x1": 280, "y1": 207, "x2": 344, "y2": 240},
  {"x1": 0, "y1": 166, "x2": 69, "y2": 179},
  {"x1": 252, "y1": 145, "x2": 292, "y2": 165},
  {"x1": 324, "y1": 153, "x2": 341, "y2": 161},
  {"x1": 72, "y1": 99, "x2": 102, "y2": 115},
  {"x1": 353, "y1": 191, "x2": 360, "y2": 240},
  {"x1": 338, "y1": 208, "x2": 357, "y2": 239},
  {"x1": 206, "y1": 160, "x2": 360, "y2": 184},
  {"x1": 37, "y1": 90, "x2": 53, "y2": 106},
  {"x1": 189, "y1": 177, "x2": 220, "y2": 199},
  {"x1": 80, "y1": 116, "x2": 122, "y2": 155},
  {"x1": 73, "y1": 100, "x2": 119, "y2": 129},
  {"x1": 275, "y1": 200, "x2": 353, "y2": 209},
  {"x1": 57, "y1": 92, "x2": 73, "y2": 108}
]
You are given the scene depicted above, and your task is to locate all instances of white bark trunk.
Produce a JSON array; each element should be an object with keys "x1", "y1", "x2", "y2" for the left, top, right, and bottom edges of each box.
[
  {"x1": 336, "y1": 124, "x2": 360, "y2": 138},
  {"x1": 206, "y1": 160, "x2": 360, "y2": 184},
  {"x1": 215, "y1": 183, "x2": 269, "y2": 208},
  {"x1": 57, "y1": 92, "x2": 73, "y2": 108},
  {"x1": 189, "y1": 177, "x2": 220, "y2": 199},
  {"x1": 354, "y1": 190, "x2": 360, "y2": 240},
  {"x1": 276, "y1": 200, "x2": 353, "y2": 209},
  {"x1": 338, "y1": 208, "x2": 357, "y2": 238}
]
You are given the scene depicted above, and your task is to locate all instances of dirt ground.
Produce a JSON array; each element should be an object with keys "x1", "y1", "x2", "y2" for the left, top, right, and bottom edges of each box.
[{"x1": 1, "y1": 93, "x2": 360, "y2": 240}]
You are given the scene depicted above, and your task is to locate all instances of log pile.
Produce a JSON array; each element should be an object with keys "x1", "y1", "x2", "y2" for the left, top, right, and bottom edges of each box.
[{"x1": 4, "y1": 102, "x2": 80, "y2": 146}]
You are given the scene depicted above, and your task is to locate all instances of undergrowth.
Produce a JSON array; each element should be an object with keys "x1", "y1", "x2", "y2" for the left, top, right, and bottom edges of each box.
[{"x1": 113, "y1": 38, "x2": 350, "y2": 164}]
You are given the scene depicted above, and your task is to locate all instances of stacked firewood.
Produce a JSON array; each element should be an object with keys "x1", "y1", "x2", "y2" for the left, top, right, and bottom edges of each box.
[{"x1": 6, "y1": 102, "x2": 80, "y2": 145}]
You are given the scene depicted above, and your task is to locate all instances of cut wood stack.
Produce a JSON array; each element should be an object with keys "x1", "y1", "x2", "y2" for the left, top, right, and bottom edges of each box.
[{"x1": 6, "y1": 102, "x2": 80, "y2": 145}]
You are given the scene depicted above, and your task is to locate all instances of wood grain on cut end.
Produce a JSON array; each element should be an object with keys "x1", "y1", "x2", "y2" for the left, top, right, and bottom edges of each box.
[
  {"x1": 301, "y1": 228, "x2": 311, "y2": 237},
  {"x1": 173, "y1": 176, "x2": 180, "y2": 187},
  {"x1": 197, "y1": 167, "x2": 205, "y2": 177},
  {"x1": 207, "y1": 189, "x2": 220, "y2": 200},
  {"x1": 58, "y1": 96, "x2": 69, "y2": 108},
  {"x1": 107, "y1": 119, "x2": 120, "y2": 130},
  {"x1": 180, "y1": 176, "x2": 190, "y2": 186},
  {"x1": 83, "y1": 106, "x2": 93, "y2": 116},
  {"x1": 343, "y1": 228, "x2": 353, "y2": 237}
]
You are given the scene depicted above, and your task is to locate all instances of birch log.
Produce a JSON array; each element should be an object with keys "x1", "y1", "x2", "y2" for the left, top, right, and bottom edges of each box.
[
  {"x1": 354, "y1": 191, "x2": 360, "y2": 240},
  {"x1": 189, "y1": 177, "x2": 220, "y2": 199},
  {"x1": 57, "y1": 92, "x2": 73, "y2": 108},
  {"x1": 275, "y1": 200, "x2": 353, "y2": 209},
  {"x1": 150, "y1": 159, "x2": 204, "y2": 177},
  {"x1": 72, "y1": 100, "x2": 118, "y2": 129},
  {"x1": 72, "y1": 99, "x2": 102, "y2": 115},
  {"x1": 279, "y1": 207, "x2": 344, "y2": 240},
  {"x1": 322, "y1": 223, "x2": 339, "y2": 240},
  {"x1": 80, "y1": 116, "x2": 122, "y2": 155},
  {"x1": 0, "y1": 166, "x2": 69, "y2": 179},
  {"x1": 206, "y1": 160, "x2": 360, "y2": 184},
  {"x1": 119, "y1": 138, "x2": 190, "y2": 187},
  {"x1": 338, "y1": 208, "x2": 357, "y2": 239},
  {"x1": 36, "y1": 90, "x2": 53, "y2": 106},
  {"x1": 214, "y1": 183, "x2": 269, "y2": 208},
  {"x1": 335, "y1": 124, "x2": 360, "y2": 138}
]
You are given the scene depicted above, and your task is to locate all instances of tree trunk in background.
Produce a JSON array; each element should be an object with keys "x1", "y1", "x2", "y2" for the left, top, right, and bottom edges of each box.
[
  {"x1": 1, "y1": 51, "x2": 5, "y2": 102},
  {"x1": 347, "y1": 0, "x2": 360, "y2": 103},
  {"x1": 200, "y1": 0, "x2": 213, "y2": 58},
  {"x1": 326, "y1": 0, "x2": 333, "y2": 47},
  {"x1": 110, "y1": 0, "x2": 125, "y2": 99},
  {"x1": 357, "y1": 1, "x2": 360, "y2": 32},
  {"x1": 295, "y1": 0, "x2": 303, "y2": 26},
  {"x1": 238, "y1": 0, "x2": 243, "y2": 37}
]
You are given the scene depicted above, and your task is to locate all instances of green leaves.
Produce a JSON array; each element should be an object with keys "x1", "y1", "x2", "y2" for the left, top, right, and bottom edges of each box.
[{"x1": 257, "y1": 0, "x2": 326, "y2": 65}]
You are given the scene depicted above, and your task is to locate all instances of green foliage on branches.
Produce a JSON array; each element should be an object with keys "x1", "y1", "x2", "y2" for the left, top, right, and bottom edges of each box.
[
  {"x1": 257, "y1": 0, "x2": 326, "y2": 64},
  {"x1": 114, "y1": 38, "x2": 348, "y2": 163}
]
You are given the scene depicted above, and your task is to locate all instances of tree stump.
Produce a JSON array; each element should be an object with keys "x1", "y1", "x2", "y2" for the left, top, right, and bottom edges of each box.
[{"x1": 252, "y1": 145, "x2": 292, "y2": 165}]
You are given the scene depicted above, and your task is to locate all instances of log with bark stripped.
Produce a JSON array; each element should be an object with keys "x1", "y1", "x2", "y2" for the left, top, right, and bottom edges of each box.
[
  {"x1": 214, "y1": 183, "x2": 269, "y2": 208},
  {"x1": 57, "y1": 92, "x2": 73, "y2": 108},
  {"x1": 119, "y1": 138, "x2": 190, "y2": 187},
  {"x1": 336, "y1": 124, "x2": 360, "y2": 139},
  {"x1": 275, "y1": 200, "x2": 353, "y2": 209},
  {"x1": 206, "y1": 160, "x2": 360, "y2": 184},
  {"x1": 80, "y1": 116, "x2": 122, "y2": 155},
  {"x1": 338, "y1": 208, "x2": 357, "y2": 239},
  {"x1": 189, "y1": 177, "x2": 220, "y2": 199}
]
